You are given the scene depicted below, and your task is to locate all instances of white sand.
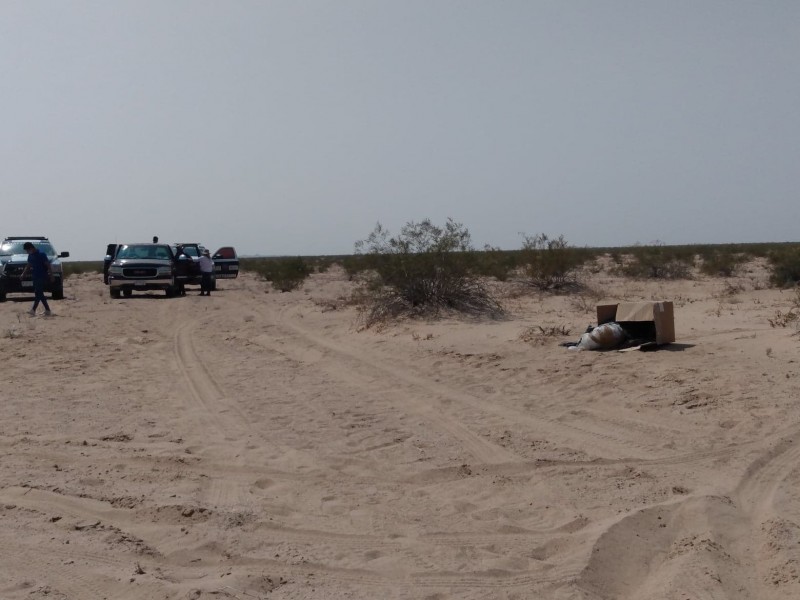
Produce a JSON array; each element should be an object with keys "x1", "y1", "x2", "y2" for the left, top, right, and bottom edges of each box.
[{"x1": 1, "y1": 261, "x2": 799, "y2": 599}]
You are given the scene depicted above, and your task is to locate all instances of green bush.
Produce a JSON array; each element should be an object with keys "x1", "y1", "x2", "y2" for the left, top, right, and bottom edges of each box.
[
  {"x1": 699, "y1": 251, "x2": 747, "y2": 277},
  {"x1": 621, "y1": 244, "x2": 693, "y2": 280},
  {"x1": 354, "y1": 219, "x2": 503, "y2": 326},
  {"x1": 520, "y1": 234, "x2": 588, "y2": 291},
  {"x1": 242, "y1": 257, "x2": 312, "y2": 292},
  {"x1": 62, "y1": 261, "x2": 103, "y2": 278},
  {"x1": 271, "y1": 257, "x2": 312, "y2": 292},
  {"x1": 314, "y1": 258, "x2": 333, "y2": 274},
  {"x1": 769, "y1": 247, "x2": 800, "y2": 287},
  {"x1": 340, "y1": 255, "x2": 369, "y2": 280},
  {"x1": 470, "y1": 246, "x2": 519, "y2": 281}
]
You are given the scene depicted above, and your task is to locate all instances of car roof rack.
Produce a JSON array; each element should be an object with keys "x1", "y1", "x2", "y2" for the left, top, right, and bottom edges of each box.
[{"x1": 4, "y1": 236, "x2": 49, "y2": 240}]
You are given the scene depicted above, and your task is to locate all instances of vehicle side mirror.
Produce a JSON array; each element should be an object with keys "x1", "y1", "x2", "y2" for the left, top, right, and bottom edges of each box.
[{"x1": 60, "y1": 251, "x2": 70, "y2": 258}]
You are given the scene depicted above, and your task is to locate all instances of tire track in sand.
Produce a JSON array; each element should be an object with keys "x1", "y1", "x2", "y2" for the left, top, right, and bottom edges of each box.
[
  {"x1": 1, "y1": 484, "x2": 588, "y2": 593},
  {"x1": 262, "y1": 305, "x2": 515, "y2": 465},
  {"x1": 268, "y1": 303, "x2": 667, "y2": 462},
  {"x1": 735, "y1": 434, "x2": 800, "y2": 516},
  {"x1": 172, "y1": 317, "x2": 262, "y2": 512},
  {"x1": 572, "y1": 432, "x2": 800, "y2": 599},
  {"x1": 169, "y1": 301, "x2": 589, "y2": 593},
  {"x1": 173, "y1": 318, "x2": 253, "y2": 441}
]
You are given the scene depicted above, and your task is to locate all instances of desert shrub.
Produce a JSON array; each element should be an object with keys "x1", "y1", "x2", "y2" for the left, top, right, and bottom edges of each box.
[
  {"x1": 272, "y1": 257, "x2": 312, "y2": 292},
  {"x1": 717, "y1": 279, "x2": 746, "y2": 298},
  {"x1": 768, "y1": 308, "x2": 799, "y2": 329},
  {"x1": 570, "y1": 285, "x2": 604, "y2": 313},
  {"x1": 767, "y1": 288, "x2": 800, "y2": 329},
  {"x1": 470, "y1": 246, "x2": 519, "y2": 281},
  {"x1": 242, "y1": 257, "x2": 312, "y2": 292},
  {"x1": 699, "y1": 251, "x2": 747, "y2": 277},
  {"x1": 354, "y1": 219, "x2": 503, "y2": 327},
  {"x1": 519, "y1": 324, "x2": 571, "y2": 345},
  {"x1": 621, "y1": 244, "x2": 693, "y2": 280},
  {"x1": 311, "y1": 257, "x2": 334, "y2": 274},
  {"x1": 520, "y1": 234, "x2": 588, "y2": 291},
  {"x1": 769, "y1": 247, "x2": 800, "y2": 288},
  {"x1": 340, "y1": 255, "x2": 371, "y2": 280},
  {"x1": 62, "y1": 261, "x2": 102, "y2": 278}
]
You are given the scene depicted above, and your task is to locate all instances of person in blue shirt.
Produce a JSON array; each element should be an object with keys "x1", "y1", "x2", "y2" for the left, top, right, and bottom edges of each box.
[{"x1": 21, "y1": 241, "x2": 53, "y2": 316}]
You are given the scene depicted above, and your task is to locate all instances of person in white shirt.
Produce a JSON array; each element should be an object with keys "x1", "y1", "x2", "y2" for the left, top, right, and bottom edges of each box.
[{"x1": 198, "y1": 249, "x2": 214, "y2": 296}]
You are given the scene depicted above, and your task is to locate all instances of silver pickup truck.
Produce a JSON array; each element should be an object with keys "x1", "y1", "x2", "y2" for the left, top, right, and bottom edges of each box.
[{"x1": 106, "y1": 243, "x2": 179, "y2": 298}]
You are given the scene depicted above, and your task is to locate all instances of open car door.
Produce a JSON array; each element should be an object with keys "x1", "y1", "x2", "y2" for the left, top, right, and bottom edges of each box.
[
  {"x1": 213, "y1": 247, "x2": 239, "y2": 280},
  {"x1": 103, "y1": 243, "x2": 118, "y2": 284}
]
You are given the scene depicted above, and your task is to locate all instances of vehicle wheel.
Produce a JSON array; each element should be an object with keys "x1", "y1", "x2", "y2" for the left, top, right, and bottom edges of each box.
[
  {"x1": 110, "y1": 288, "x2": 121, "y2": 299},
  {"x1": 0, "y1": 291, "x2": 6, "y2": 302},
  {"x1": 211, "y1": 279, "x2": 217, "y2": 291},
  {"x1": 52, "y1": 285, "x2": 64, "y2": 300},
  {"x1": 165, "y1": 286, "x2": 176, "y2": 298},
  {"x1": 123, "y1": 289, "x2": 133, "y2": 298}
]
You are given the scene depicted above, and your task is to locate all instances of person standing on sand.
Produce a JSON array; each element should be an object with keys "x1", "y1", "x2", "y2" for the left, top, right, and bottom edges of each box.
[
  {"x1": 198, "y1": 248, "x2": 214, "y2": 296},
  {"x1": 21, "y1": 241, "x2": 53, "y2": 316},
  {"x1": 174, "y1": 245, "x2": 190, "y2": 296}
]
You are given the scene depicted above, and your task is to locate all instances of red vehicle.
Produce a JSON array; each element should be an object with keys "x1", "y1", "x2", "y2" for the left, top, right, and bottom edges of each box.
[{"x1": 212, "y1": 246, "x2": 239, "y2": 283}]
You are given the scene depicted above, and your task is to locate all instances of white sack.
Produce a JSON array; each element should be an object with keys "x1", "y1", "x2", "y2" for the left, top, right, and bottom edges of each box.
[{"x1": 575, "y1": 322, "x2": 626, "y2": 351}]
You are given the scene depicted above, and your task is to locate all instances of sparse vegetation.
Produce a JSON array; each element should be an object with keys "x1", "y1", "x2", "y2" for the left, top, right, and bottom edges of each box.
[
  {"x1": 519, "y1": 324, "x2": 571, "y2": 345},
  {"x1": 237, "y1": 240, "x2": 800, "y2": 301},
  {"x1": 520, "y1": 234, "x2": 588, "y2": 291},
  {"x1": 353, "y1": 219, "x2": 504, "y2": 327},
  {"x1": 470, "y1": 246, "x2": 519, "y2": 281},
  {"x1": 62, "y1": 261, "x2": 103, "y2": 278},
  {"x1": 699, "y1": 250, "x2": 748, "y2": 277},
  {"x1": 241, "y1": 257, "x2": 312, "y2": 292},
  {"x1": 620, "y1": 243, "x2": 693, "y2": 280},
  {"x1": 310, "y1": 257, "x2": 334, "y2": 274},
  {"x1": 340, "y1": 255, "x2": 369, "y2": 281},
  {"x1": 570, "y1": 286, "x2": 604, "y2": 313},
  {"x1": 768, "y1": 288, "x2": 800, "y2": 329},
  {"x1": 769, "y1": 247, "x2": 800, "y2": 288},
  {"x1": 768, "y1": 308, "x2": 799, "y2": 329},
  {"x1": 716, "y1": 279, "x2": 746, "y2": 298}
]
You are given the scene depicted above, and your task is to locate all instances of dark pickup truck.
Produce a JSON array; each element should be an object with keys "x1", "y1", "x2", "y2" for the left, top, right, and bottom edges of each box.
[
  {"x1": 104, "y1": 242, "x2": 238, "y2": 291},
  {"x1": 0, "y1": 236, "x2": 69, "y2": 301}
]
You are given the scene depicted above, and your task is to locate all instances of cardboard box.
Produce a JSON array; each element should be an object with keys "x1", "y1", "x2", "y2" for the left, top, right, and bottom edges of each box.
[{"x1": 596, "y1": 301, "x2": 675, "y2": 345}]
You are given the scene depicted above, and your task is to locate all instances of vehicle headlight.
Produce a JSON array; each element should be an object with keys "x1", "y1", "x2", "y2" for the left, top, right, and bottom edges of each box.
[
  {"x1": 109, "y1": 266, "x2": 123, "y2": 275},
  {"x1": 157, "y1": 266, "x2": 172, "y2": 275}
]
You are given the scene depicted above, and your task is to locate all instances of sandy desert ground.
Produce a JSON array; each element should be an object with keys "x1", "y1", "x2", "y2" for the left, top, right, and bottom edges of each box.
[{"x1": 1, "y1": 261, "x2": 799, "y2": 600}]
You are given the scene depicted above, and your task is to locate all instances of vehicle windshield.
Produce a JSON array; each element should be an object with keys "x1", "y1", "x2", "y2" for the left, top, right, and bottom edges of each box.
[
  {"x1": 116, "y1": 244, "x2": 173, "y2": 260},
  {"x1": 0, "y1": 241, "x2": 57, "y2": 257},
  {"x1": 174, "y1": 245, "x2": 199, "y2": 257}
]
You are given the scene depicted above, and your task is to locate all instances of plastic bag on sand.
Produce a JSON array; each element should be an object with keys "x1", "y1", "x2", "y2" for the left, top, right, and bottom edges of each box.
[{"x1": 571, "y1": 322, "x2": 626, "y2": 351}]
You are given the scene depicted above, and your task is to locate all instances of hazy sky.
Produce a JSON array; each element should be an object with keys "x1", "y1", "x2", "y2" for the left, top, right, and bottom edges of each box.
[{"x1": 3, "y1": 1, "x2": 799, "y2": 260}]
